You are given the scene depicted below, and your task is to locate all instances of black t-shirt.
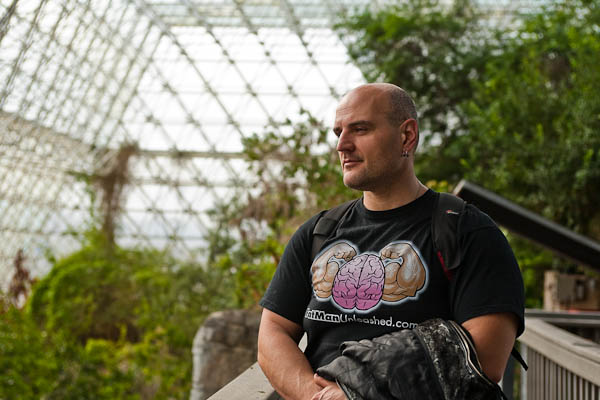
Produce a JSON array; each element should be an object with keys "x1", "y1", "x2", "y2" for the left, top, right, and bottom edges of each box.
[{"x1": 260, "y1": 190, "x2": 525, "y2": 370}]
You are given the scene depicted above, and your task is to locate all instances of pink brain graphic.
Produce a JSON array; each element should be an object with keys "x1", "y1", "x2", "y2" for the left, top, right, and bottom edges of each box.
[{"x1": 332, "y1": 254, "x2": 385, "y2": 310}]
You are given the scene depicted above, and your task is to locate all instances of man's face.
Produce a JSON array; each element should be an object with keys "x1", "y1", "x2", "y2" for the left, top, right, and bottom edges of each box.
[{"x1": 333, "y1": 87, "x2": 406, "y2": 192}]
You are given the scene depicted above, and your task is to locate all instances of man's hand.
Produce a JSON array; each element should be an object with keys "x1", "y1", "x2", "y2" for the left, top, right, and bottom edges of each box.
[{"x1": 310, "y1": 374, "x2": 347, "y2": 400}]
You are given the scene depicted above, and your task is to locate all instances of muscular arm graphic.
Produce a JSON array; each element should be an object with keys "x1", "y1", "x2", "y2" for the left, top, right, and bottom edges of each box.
[
  {"x1": 380, "y1": 242, "x2": 426, "y2": 301},
  {"x1": 311, "y1": 243, "x2": 356, "y2": 298}
]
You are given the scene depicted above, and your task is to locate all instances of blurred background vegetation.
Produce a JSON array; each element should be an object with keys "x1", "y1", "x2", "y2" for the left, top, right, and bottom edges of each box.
[{"x1": 2, "y1": 0, "x2": 599, "y2": 398}]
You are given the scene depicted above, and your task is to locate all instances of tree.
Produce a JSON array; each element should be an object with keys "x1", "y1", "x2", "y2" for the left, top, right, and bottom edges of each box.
[
  {"x1": 1, "y1": 138, "x2": 249, "y2": 399},
  {"x1": 0, "y1": 226, "x2": 238, "y2": 399},
  {"x1": 337, "y1": 0, "x2": 498, "y2": 179},
  {"x1": 456, "y1": 0, "x2": 600, "y2": 238},
  {"x1": 340, "y1": 0, "x2": 600, "y2": 240}
]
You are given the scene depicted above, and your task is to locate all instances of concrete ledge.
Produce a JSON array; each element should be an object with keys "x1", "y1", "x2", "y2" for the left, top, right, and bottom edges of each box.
[
  {"x1": 208, "y1": 335, "x2": 306, "y2": 400},
  {"x1": 207, "y1": 362, "x2": 278, "y2": 400}
]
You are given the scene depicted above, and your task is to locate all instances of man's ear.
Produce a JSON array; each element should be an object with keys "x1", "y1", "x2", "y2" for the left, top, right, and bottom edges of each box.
[{"x1": 402, "y1": 119, "x2": 419, "y2": 153}]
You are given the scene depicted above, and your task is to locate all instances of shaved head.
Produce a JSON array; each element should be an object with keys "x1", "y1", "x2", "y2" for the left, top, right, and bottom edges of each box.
[
  {"x1": 345, "y1": 83, "x2": 418, "y2": 127},
  {"x1": 385, "y1": 85, "x2": 418, "y2": 126}
]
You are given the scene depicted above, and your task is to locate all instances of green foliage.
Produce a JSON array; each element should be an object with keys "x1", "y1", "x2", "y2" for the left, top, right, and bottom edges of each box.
[
  {"x1": 1, "y1": 227, "x2": 239, "y2": 399},
  {"x1": 242, "y1": 110, "x2": 357, "y2": 215},
  {"x1": 456, "y1": 0, "x2": 600, "y2": 237},
  {"x1": 340, "y1": 0, "x2": 600, "y2": 238},
  {"x1": 0, "y1": 304, "x2": 138, "y2": 399},
  {"x1": 452, "y1": 0, "x2": 600, "y2": 292},
  {"x1": 213, "y1": 236, "x2": 281, "y2": 308},
  {"x1": 338, "y1": 0, "x2": 497, "y2": 179},
  {"x1": 0, "y1": 305, "x2": 57, "y2": 398},
  {"x1": 203, "y1": 111, "x2": 359, "y2": 309}
]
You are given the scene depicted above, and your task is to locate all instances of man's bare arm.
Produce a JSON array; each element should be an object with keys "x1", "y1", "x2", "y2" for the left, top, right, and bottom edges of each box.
[
  {"x1": 462, "y1": 312, "x2": 518, "y2": 383},
  {"x1": 258, "y1": 309, "x2": 321, "y2": 400}
]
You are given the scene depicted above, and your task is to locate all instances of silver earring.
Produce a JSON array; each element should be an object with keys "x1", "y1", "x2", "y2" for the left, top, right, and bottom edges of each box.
[{"x1": 401, "y1": 150, "x2": 409, "y2": 158}]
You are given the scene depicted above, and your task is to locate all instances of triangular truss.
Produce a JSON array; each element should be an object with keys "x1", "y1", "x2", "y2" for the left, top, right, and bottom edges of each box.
[
  {"x1": 0, "y1": 0, "x2": 542, "y2": 285},
  {"x1": 0, "y1": 0, "x2": 368, "y2": 284}
]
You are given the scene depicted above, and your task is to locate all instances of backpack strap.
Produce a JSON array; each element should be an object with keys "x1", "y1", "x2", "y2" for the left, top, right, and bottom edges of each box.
[
  {"x1": 432, "y1": 193, "x2": 528, "y2": 371},
  {"x1": 432, "y1": 192, "x2": 466, "y2": 280},
  {"x1": 311, "y1": 199, "x2": 358, "y2": 260},
  {"x1": 431, "y1": 193, "x2": 467, "y2": 280},
  {"x1": 511, "y1": 347, "x2": 528, "y2": 371}
]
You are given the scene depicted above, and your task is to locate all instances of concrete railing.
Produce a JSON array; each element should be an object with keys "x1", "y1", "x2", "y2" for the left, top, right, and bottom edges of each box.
[
  {"x1": 208, "y1": 311, "x2": 600, "y2": 400},
  {"x1": 206, "y1": 362, "x2": 279, "y2": 400},
  {"x1": 208, "y1": 335, "x2": 306, "y2": 400},
  {"x1": 206, "y1": 336, "x2": 308, "y2": 400}
]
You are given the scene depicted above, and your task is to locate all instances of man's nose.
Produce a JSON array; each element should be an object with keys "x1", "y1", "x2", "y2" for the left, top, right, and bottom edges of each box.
[{"x1": 336, "y1": 130, "x2": 354, "y2": 152}]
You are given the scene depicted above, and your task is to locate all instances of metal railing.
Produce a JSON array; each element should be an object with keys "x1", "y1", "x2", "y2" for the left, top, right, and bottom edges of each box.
[
  {"x1": 207, "y1": 311, "x2": 600, "y2": 400},
  {"x1": 517, "y1": 314, "x2": 600, "y2": 400}
]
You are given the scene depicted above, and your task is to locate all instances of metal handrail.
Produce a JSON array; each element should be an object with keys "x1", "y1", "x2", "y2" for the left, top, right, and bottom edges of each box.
[{"x1": 518, "y1": 317, "x2": 600, "y2": 399}]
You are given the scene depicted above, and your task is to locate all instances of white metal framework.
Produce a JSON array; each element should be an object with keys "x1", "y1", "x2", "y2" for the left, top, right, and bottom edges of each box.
[
  {"x1": 0, "y1": 0, "x2": 545, "y2": 285},
  {"x1": 0, "y1": 0, "x2": 368, "y2": 284}
]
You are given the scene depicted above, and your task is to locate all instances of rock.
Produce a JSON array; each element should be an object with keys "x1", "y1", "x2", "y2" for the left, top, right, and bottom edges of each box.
[{"x1": 191, "y1": 308, "x2": 262, "y2": 400}]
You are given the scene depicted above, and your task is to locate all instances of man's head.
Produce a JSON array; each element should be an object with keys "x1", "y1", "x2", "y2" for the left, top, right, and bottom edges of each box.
[
  {"x1": 385, "y1": 85, "x2": 418, "y2": 127},
  {"x1": 333, "y1": 83, "x2": 419, "y2": 192}
]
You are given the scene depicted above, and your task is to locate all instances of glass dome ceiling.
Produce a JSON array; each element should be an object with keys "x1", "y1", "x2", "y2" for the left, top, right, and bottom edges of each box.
[
  {"x1": 0, "y1": 0, "x2": 544, "y2": 285},
  {"x1": 0, "y1": 0, "x2": 370, "y2": 284}
]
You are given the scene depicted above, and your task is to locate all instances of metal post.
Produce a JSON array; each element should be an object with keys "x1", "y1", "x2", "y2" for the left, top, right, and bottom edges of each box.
[{"x1": 520, "y1": 343, "x2": 528, "y2": 400}]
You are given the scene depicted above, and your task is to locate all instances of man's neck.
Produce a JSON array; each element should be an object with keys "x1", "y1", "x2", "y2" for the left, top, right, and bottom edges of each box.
[{"x1": 363, "y1": 178, "x2": 425, "y2": 211}]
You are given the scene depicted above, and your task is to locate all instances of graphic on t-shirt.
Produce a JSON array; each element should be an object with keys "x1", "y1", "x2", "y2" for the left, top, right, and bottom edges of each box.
[{"x1": 311, "y1": 241, "x2": 427, "y2": 312}]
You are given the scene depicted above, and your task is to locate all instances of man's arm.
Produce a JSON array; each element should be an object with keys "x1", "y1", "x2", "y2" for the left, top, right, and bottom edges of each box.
[
  {"x1": 257, "y1": 308, "x2": 321, "y2": 400},
  {"x1": 462, "y1": 312, "x2": 518, "y2": 383}
]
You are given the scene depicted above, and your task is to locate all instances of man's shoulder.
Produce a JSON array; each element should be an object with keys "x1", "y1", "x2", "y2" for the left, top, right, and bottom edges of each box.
[
  {"x1": 304, "y1": 199, "x2": 361, "y2": 232},
  {"x1": 431, "y1": 190, "x2": 496, "y2": 231},
  {"x1": 305, "y1": 209, "x2": 329, "y2": 230},
  {"x1": 459, "y1": 203, "x2": 498, "y2": 236},
  {"x1": 290, "y1": 209, "x2": 329, "y2": 243}
]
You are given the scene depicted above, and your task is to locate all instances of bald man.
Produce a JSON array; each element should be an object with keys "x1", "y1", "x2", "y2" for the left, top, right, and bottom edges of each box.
[{"x1": 257, "y1": 84, "x2": 524, "y2": 400}]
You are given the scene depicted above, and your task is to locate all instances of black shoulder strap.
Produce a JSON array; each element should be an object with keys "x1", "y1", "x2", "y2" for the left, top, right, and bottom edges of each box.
[
  {"x1": 311, "y1": 199, "x2": 358, "y2": 260},
  {"x1": 433, "y1": 193, "x2": 528, "y2": 371},
  {"x1": 432, "y1": 192, "x2": 466, "y2": 279}
]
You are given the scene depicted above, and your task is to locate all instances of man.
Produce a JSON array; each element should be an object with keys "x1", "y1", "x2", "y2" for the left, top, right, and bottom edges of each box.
[{"x1": 257, "y1": 83, "x2": 525, "y2": 400}]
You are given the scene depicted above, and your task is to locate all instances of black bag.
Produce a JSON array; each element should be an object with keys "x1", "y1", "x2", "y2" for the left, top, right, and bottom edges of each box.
[{"x1": 317, "y1": 318, "x2": 507, "y2": 400}]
